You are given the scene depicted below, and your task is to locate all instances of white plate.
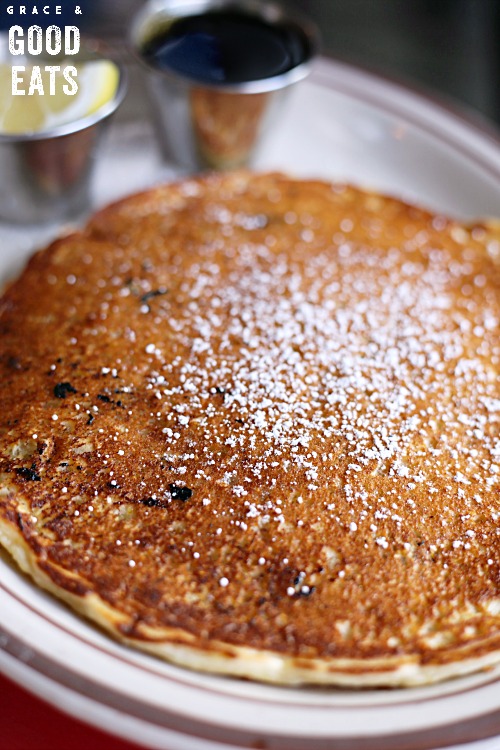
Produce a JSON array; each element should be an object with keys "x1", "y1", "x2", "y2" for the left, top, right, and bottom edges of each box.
[{"x1": 1, "y1": 57, "x2": 500, "y2": 750}]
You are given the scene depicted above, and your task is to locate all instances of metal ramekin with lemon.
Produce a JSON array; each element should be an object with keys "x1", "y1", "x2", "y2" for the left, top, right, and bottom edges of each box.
[{"x1": 0, "y1": 34, "x2": 126, "y2": 223}]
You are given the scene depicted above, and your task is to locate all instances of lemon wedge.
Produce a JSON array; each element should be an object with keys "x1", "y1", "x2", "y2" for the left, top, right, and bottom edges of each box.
[{"x1": 0, "y1": 60, "x2": 120, "y2": 135}]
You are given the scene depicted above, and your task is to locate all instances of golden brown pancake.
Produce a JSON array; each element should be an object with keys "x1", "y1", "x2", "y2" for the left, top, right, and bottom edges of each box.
[{"x1": 1, "y1": 172, "x2": 500, "y2": 687}]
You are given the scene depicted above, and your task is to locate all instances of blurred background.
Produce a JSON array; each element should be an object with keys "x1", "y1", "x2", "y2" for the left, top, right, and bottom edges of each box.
[
  {"x1": 2, "y1": 0, "x2": 499, "y2": 127},
  {"x1": 85, "y1": 0, "x2": 500, "y2": 127}
]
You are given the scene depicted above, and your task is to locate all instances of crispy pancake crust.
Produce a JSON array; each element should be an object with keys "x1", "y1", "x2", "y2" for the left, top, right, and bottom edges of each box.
[{"x1": 1, "y1": 172, "x2": 500, "y2": 686}]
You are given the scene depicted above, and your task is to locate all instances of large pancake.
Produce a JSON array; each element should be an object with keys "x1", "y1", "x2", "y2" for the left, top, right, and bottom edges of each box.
[{"x1": 1, "y1": 172, "x2": 500, "y2": 687}]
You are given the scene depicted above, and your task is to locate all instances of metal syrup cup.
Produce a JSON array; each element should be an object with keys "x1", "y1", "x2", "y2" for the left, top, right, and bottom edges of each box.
[{"x1": 130, "y1": 0, "x2": 319, "y2": 171}]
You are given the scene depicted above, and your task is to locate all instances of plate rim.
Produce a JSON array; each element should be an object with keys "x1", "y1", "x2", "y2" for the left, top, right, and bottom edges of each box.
[
  {"x1": 2, "y1": 628, "x2": 500, "y2": 750},
  {"x1": 311, "y1": 55, "x2": 500, "y2": 184}
]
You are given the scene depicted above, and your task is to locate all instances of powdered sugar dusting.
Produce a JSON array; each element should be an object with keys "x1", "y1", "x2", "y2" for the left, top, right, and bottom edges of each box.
[{"x1": 102, "y1": 195, "x2": 500, "y2": 574}]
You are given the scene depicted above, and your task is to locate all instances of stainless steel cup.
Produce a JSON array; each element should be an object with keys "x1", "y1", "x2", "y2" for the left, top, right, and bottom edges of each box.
[
  {"x1": 130, "y1": 0, "x2": 319, "y2": 171},
  {"x1": 0, "y1": 36, "x2": 127, "y2": 224}
]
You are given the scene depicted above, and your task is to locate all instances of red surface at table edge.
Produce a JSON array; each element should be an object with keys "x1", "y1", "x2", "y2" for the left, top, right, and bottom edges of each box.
[{"x1": 0, "y1": 672, "x2": 149, "y2": 750}]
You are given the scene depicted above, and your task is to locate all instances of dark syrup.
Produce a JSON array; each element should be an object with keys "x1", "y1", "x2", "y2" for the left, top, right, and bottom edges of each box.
[{"x1": 141, "y1": 9, "x2": 312, "y2": 84}]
